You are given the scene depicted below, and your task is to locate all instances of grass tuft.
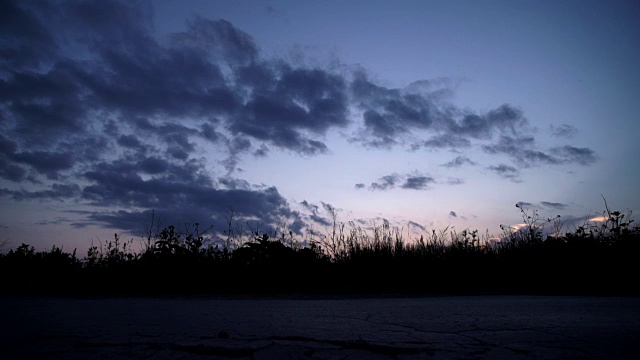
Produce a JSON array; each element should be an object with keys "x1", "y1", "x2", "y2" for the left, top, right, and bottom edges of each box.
[{"x1": 1, "y1": 203, "x2": 638, "y2": 296}]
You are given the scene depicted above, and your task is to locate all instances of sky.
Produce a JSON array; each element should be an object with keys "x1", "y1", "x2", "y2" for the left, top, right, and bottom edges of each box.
[{"x1": 1, "y1": 0, "x2": 639, "y2": 254}]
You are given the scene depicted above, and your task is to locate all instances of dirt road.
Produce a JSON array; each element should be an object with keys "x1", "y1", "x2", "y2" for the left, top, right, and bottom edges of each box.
[{"x1": 1, "y1": 295, "x2": 638, "y2": 359}]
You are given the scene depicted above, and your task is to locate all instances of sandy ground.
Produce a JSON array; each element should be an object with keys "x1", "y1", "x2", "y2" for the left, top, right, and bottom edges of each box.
[{"x1": 1, "y1": 295, "x2": 638, "y2": 359}]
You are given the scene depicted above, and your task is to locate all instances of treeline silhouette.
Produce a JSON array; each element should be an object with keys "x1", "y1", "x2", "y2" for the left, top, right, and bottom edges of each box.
[{"x1": 1, "y1": 205, "x2": 638, "y2": 296}]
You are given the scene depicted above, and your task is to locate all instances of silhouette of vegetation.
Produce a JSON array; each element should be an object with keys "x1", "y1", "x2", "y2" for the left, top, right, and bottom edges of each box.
[{"x1": 1, "y1": 203, "x2": 638, "y2": 296}]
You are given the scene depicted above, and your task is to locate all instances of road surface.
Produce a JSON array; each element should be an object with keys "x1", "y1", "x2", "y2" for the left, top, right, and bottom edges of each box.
[{"x1": 1, "y1": 295, "x2": 638, "y2": 359}]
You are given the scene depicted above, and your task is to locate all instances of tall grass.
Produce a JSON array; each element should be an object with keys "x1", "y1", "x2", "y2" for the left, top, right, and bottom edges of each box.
[{"x1": 1, "y1": 204, "x2": 638, "y2": 296}]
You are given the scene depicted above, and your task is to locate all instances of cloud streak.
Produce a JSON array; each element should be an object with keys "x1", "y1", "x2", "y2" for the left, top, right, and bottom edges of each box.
[{"x1": 361, "y1": 172, "x2": 435, "y2": 191}]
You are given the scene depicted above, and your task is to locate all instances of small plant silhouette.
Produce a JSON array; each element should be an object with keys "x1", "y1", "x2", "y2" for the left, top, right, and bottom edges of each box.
[{"x1": 0, "y1": 200, "x2": 638, "y2": 296}]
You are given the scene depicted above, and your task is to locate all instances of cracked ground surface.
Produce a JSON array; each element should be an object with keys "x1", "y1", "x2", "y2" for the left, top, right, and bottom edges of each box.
[{"x1": 1, "y1": 295, "x2": 638, "y2": 359}]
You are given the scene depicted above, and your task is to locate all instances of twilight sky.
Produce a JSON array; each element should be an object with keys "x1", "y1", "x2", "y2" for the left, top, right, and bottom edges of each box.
[{"x1": 1, "y1": 0, "x2": 639, "y2": 253}]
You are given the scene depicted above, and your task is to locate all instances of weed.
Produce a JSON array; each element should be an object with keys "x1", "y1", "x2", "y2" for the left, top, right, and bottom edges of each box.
[{"x1": 0, "y1": 201, "x2": 638, "y2": 296}]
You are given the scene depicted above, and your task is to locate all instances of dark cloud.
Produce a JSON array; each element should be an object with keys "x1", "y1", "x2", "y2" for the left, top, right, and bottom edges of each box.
[
  {"x1": 350, "y1": 71, "x2": 437, "y2": 148},
  {"x1": 551, "y1": 124, "x2": 578, "y2": 138},
  {"x1": 171, "y1": 17, "x2": 259, "y2": 64},
  {"x1": 449, "y1": 211, "x2": 457, "y2": 218},
  {"x1": 365, "y1": 172, "x2": 435, "y2": 191},
  {"x1": 0, "y1": 158, "x2": 27, "y2": 182},
  {"x1": 320, "y1": 201, "x2": 337, "y2": 215},
  {"x1": 0, "y1": 0, "x2": 59, "y2": 70},
  {"x1": 408, "y1": 221, "x2": 426, "y2": 232},
  {"x1": 412, "y1": 134, "x2": 472, "y2": 150},
  {"x1": 552, "y1": 145, "x2": 597, "y2": 166},
  {"x1": 488, "y1": 164, "x2": 520, "y2": 182},
  {"x1": 2, "y1": 183, "x2": 81, "y2": 201},
  {"x1": 0, "y1": 134, "x2": 17, "y2": 155},
  {"x1": 0, "y1": 0, "x2": 597, "y2": 189},
  {"x1": 401, "y1": 175, "x2": 435, "y2": 190},
  {"x1": 484, "y1": 104, "x2": 527, "y2": 134},
  {"x1": 0, "y1": 0, "x2": 602, "y2": 238},
  {"x1": 299, "y1": 200, "x2": 332, "y2": 227},
  {"x1": 348, "y1": 69, "x2": 557, "y2": 159},
  {"x1": 370, "y1": 174, "x2": 400, "y2": 191},
  {"x1": 217, "y1": 177, "x2": 251, "y2": 190},
  {"x1": 482, "y1": 136, "x2": 596, "y2": 168},
  {"x1": 200, "y1": 123, "x2": 222, "y2": 142},
  {"x1": 446, "y1": 177, "x2": 464, "y2": 185},
  {"x1": 231, "y1": 66, "x2": 349, "y2": 154},
  {"x1": 442, "y1": 156, "x2": 476, "y2": 168},
  {"x1": 80, "y1": 170, "x2": 299, "y2": 233},
  {"x1": 540, "y1": 201, "x2": 568, "y2": 210},
  {"x1": 516, "y1": 201, "x2": 534, "y2": 208},
  {"x1": 354, "y1": 183, "x2": 365, "y2": 190},
  {"x1": 482, "y1": 135, "x2": 534, "y2": 156},
  {"x1": 138, "y1": 157, "x2": 169, "y2": 175},
  {"x1": 12, "y1": 151, "x2": 75, "y2": 179},
  {"x1": 117, "y1": 135, "x2": 143, "y2": 149},
  {"x1": 253, "y1": 144, "x2": 270, "y2": 157}
]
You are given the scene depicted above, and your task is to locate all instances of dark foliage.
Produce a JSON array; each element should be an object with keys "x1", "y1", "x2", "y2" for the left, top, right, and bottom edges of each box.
[{"x1": 1, "y1": 205, "x2": 638, "y2": 296}]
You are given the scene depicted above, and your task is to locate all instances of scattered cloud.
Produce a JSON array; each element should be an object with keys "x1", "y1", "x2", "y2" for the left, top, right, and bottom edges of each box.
[
  {"x1": 401, "y1": 175, "x2": 435, "y2": 190},
  {"x1": 540, "y1": 201, "x2": 568, "y2": 210},
  {"x1": 488, "y1": 164, "x2": 521, "y2": 182},
  {"x1": 482, "y1": 135, "x2": 597, "y2": 168},
  {"x1": 412, "y1": 134, "x2": 472, "y2": 150},
  {"x1": 365, "y1": 172, "x2": 434, "y2": 191},
  {"x1": 441, "y1": 156, "x2": 476, "y2": 168},
  {"x1": 370, "y1": 174, "x2": 400, "y2": 191},
  {"x1": 551, "y1": 124, "x2": 578, "y2": 138},
  {"x1": 299, "y1": 200, "x2": 332, "y2": 227},
  {"x1": 516, "y1": 201, "x2": 534, "y2": 208},
  {"x1": 552, "y1": 146, "x2": 597, "y2": 166},
  {"x1": 408, "y1": 221, "x2": 426, "y2": 232},
  {"x1": 0, "y1": 0, "x2": 600, "y2": 236},
  {"x1": 449, "y1": 211, "x2": 457, "y2": 218},
  {"x1": 446, "y1": 177, "x2": 464, "y2": 185},
  {"x1": 2, "y1": 183, "x2": 81, "y2": 201}
]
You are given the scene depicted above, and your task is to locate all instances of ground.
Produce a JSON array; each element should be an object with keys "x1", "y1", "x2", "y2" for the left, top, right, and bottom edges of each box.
[{"x1": 1, "y1": 296, "x2": 638, "y2": 359}]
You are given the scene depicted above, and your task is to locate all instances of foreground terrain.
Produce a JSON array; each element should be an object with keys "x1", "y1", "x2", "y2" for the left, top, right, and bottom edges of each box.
[{"x1": 1, "y1": 296, "x2": 638, "y2": 359}]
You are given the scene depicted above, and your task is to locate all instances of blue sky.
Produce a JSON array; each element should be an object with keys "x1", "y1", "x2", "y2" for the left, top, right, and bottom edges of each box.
[{"x1": 1, "y1": 0, "x2": 639, "y2": 253}]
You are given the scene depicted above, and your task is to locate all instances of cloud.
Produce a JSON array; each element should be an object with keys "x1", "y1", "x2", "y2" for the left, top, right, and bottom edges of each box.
[
  {"x1": 230, "y1": 66, "x2": 350, "y2": 155},
  {"x1": 0, "y1": 0, "x2": 353, "y2": 235},
  {"x1": 482, "y1": 135, "x2": 597, "y2": 168},
  {"x1": 412, "y1": 134, "x2": 472, "y2": 150},
  {"x1": 488, "y1": 164, "x2": 520, "y2": 182},
  {"x1": 408, "y1": 221, "x2": 426, "y2": 232},
  {"x1": 441, "y1": 156, "x2": 476, "y2": 168},
  {"x1": 2, "y1": 183, "x2": 81, "y2": 201},
  {"x1": 551, "y1": 124, "x2": 578, "y2": 138},
  {"x1": 253, "y1": 144, "x2": 270, "y2": 157},
  {"x1": 446, "y1": 177, "x2": 464, "y2": 185},
  {"x1": 552, "y1": 145, "x2": 597, "y2": 166},
  {"x1": 449, "y1": 211, "x2": 457, "y2": 218},
  {"x1": 351, "y1": 71, "x2": 435, "y2": 146},
  {"x1": 354, "y1": 183, "x2": 365, "y2": 190},
  {"x1": 516, "y1": 201, "x2": 534, "y2": 208},
  {"x1": 82, "y1": 178, "x2": 300, "y2": 234},
  {"x1": 0, "y1": 0, "x2": 59, "y2": 71},
  {"x1": 0, "y1": 0, "x2": 602, "y2": 237},
  {"x1": 401, "y1": 175, "x2": 435, "y2": 190},
  {"x1": 299, "y1": 200, "x2": 332, "y2": 226},
  {"x1": 172, "y1": 17, "x2": 259, "y2": 64},
  {"x1": 11, "y1": 151, "x2": 75, "y2": 179},
  {"x1": 370, "y1": 174, "x2": 400, "y2": 191},
  {"x1": 365, "y1": 172, "x2": 435, "y2": 191},
  {"x1": 540, "y1": 201, "x2": 568, "y2": 210}
]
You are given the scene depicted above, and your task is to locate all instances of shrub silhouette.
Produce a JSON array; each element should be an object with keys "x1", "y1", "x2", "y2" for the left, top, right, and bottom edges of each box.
[{"x1": 1, "y1": 203, "x2": 638, "y2": 296}]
